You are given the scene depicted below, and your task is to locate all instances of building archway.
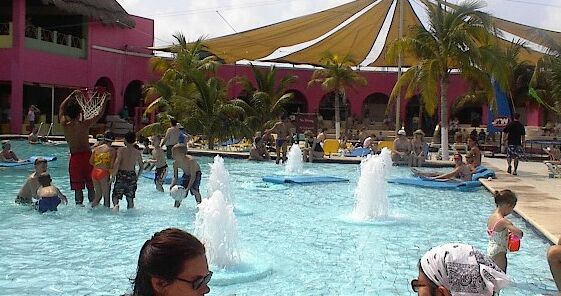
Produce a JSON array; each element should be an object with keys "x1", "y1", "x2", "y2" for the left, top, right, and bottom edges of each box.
[
  {"x1": 94, "y1": 77, "x2": 114, "y2": 119},
  {"x1": 405, "y1": 95, "x2": 435, "y2": 135},
  {"x1": 283, "y1": 90, "x2": 308, "y2": 115},
  {"x1": 318, "y1": 92, "x2": 350, "y2": 121},
  {"x1": 362, "y1": 92, "x2": 389, "y2": 123},
  {"x1": 123, "y1": 80, "x2": 143, "y2": 118}
]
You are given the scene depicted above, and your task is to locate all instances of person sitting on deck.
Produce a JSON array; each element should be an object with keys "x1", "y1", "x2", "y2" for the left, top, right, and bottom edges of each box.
[
  {"x1": 28, "y1": 127, "x2": 40, "y2": 144},
  {"x1": 302, "y1": 130, "x2": 324, "y2": 162},
  {"x1": 466, "y1": 136, "x2": 482, "y2": 170},
  {"x1": 392, "y1": 129, "x2": 412, "y2": 165},
  {"x1": 410, "y1": 129, "x2": 426, "y2": 167}
]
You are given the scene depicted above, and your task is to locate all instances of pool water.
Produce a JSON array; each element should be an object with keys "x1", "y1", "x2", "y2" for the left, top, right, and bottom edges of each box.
[{"x1": 0, "y1": 140, "x2": 556, "y2": 295}]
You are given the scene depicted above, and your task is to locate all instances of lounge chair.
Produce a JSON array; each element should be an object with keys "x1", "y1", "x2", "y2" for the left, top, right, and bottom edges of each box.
[
  {"x1": 346, "y1": 147, "x2": 371, "y2": 157},
  {"x1": 544, "y1": 147, "x2": 561, "y2": 178},
  {"x1": 323, "y1": 139, "x2": 340, "y2": 157}
]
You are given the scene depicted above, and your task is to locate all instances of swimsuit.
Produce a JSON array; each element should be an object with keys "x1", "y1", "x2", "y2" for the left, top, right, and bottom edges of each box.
[
  {"x1": 154, "y1": 164, "x2": 168, "y2": 186},
  {"x1": 507, "y1": 145, "x2": 524, "y2": 159},
  {"x1": 91, "y1": 151, "x2": 112, "y2": 181},
  {"x1": 1, "y1": 150, "x2": 17, "y2": 161},
  {"x1": 276, "y1": 139, "x2": 286, "y2": 147},
  {"x1": 181, "y1": 171, "x2": 202, "y2": 195},
  {"x1": 93, "y1": 152, "x2": 111, "y2": 167},
  {"x1": 487, "y1": 218, "x2": 508, "y2": 257},
  {"x1": 36, "y1": 196, "x2": 61, "y2": 213},
  {"x1": 69, "y1": 151, "x2": 93, "y2": 190},
  {"x1": 112, "y1": 170, "x2": 137, "y2": 200}
]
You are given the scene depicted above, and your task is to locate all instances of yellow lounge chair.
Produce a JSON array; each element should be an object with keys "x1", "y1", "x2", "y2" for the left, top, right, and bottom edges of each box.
[{"x1": 323, "y1": 139, "x2": 340, "y2": 157}]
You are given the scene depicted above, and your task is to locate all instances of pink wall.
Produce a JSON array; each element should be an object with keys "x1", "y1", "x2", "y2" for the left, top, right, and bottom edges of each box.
[
  {"x1": 218, "y1": 64, "x2": 472, "y2": 124},
  {"x1": 1, "y1": 0, "x2": 156, "y2": 133}
]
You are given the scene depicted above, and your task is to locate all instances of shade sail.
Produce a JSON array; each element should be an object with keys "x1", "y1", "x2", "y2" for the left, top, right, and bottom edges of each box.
[{"x1": 173, "y1": 0, "x2": 558, "y2": 67}]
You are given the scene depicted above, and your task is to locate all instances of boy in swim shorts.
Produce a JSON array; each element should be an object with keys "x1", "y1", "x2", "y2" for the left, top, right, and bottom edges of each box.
[
  {"x1": 111, "y1": 132, "x2": 143, "y2": 211},
  {"x1": 170, "y1": 144, "x2": 202, "y2": 208},
  {"x1": 144, "y1": 135, "x2": 167, "y2": 192},
  {"x1": 36, "y1": 173, "x2": 68, "y2": 213},
  {"x1": 90, "y1": 131, "x2": 116, "y2": 208}
]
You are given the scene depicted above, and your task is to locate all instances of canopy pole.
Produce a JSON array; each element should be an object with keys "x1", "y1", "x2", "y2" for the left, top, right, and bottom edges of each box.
[{"x1": 395, "y1": 0, "x2": 404, "y2": 132}]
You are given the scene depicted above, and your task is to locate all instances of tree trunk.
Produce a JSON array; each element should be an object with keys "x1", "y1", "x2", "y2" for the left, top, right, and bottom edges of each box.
[
  {"x1": 208, "y1": 136, "x2": 215, "y2": 150},
  {"x1": 440, "y1": 77, "x2": 449, "y2": 160},
  {"x1": 334, "y1": 90, "x2": 341, "y2": 140}
]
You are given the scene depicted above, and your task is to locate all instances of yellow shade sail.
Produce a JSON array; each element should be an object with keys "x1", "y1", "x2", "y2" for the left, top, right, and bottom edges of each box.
[{"x1": 166, "y1": 0, "x2": 560, "y2": 67}]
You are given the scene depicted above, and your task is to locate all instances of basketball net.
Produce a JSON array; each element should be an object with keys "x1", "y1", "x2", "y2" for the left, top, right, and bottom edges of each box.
[{"x1": 71, "y1": 88, "x2": 110, "y2": 120}]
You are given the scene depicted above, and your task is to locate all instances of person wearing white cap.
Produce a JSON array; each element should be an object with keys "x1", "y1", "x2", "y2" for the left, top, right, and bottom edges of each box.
[
  {"x1": 392, "y1": 129, "x2": 412, "y2": 165},
  {"x1": 412, "y1": 243, "x2": 511, "y2": 296}
]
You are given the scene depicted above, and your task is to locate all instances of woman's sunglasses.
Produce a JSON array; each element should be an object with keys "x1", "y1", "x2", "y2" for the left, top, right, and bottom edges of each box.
[{"x1": 175, "y1": 271, "x2": 213, "y2": 290}]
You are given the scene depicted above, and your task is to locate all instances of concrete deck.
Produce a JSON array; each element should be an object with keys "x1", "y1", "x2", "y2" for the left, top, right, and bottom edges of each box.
[{"x1": 481, "y1": 156, "x2": 561, "y2": 244}]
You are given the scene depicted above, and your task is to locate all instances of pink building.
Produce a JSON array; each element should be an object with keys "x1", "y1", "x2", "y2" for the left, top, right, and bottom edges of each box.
[
  {"x1": 0, "y1": 0, "x2": 156, "y2": 134},
  {"x1": 218, "y1": 64, "x2": 547, "y2": 133}
]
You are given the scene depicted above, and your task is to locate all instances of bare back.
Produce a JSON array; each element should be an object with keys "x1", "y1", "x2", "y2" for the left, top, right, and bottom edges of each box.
[
  {"x1": 62, "y1": 121, "x2": 92, "y2": 153},
  {"x1": 115, "y1": 145, "x2": 142, "y2": 171},
  {"x1": 174, "y1": 155, "x2": 201, "y2": 177}
]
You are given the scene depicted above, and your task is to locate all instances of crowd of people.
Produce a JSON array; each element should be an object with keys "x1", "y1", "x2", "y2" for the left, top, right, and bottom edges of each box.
[{"x1": 6, "y1": 95, "x2": 560, "y2": 295}]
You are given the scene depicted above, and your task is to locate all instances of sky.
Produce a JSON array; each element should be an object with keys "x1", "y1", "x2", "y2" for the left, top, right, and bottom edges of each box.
[{"x1": 115, "y1": 0, "x2": 561, "y2": 47}]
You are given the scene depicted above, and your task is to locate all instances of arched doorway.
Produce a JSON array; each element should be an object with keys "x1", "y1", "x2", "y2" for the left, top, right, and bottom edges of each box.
[
  {"x1": 318, "y1": 92, "x2": 350, "y2": 121},
  {"x1": 405, "y1": 95, "x2": 435, "y2": 136},
  {"x1": 362, "y1": 93, "x2": 389, "y2": 123},
  {"x1": 95, "y1": 77, "x2": 114, "y2": 120},
  {"x1": 123, "y1": 80, "x2": 143, "y2": 118},
  {"x1": 283, "y1": 90, "x2": 308, "y2": 115}
]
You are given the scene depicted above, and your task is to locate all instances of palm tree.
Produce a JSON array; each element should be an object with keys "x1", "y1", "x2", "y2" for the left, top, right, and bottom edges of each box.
[
  {"x1": 530, "y1": 36, "x2": 561, "y2": 116},
  {"x1": 387, "y1": 0, "x2": 496, "y2": 159},
  {"x1": 309, "y1": 52, "x2": 367, "y2": 139},
  {"x1": 231, "y1": 64, "x2": 298, "y2": 131},
  {"x1": 183, "y1": 71, "x2": 246, "y2": 150}
]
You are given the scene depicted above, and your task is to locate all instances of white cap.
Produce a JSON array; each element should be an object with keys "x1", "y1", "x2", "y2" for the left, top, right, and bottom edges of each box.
[{"x1": 397, "y1": 129, "x2": 406, "y2": 136}]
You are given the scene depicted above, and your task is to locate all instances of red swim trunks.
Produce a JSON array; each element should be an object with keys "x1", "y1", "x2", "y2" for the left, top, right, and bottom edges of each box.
[{"x1": 69, "y1": 151, "x2": 93, "y2": 190}]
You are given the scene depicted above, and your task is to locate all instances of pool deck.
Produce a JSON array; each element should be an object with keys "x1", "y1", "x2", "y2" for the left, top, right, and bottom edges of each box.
[{"x1": 480, "y1": 156, "x2": 561, "y2": 244}]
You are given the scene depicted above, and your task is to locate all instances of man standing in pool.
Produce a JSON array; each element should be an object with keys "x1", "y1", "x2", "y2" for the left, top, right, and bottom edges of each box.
[
  {"x1": 111, "y1": 132, "x2": 143, "y2": 211},
  {"x1": 59, "y1": 94, "x2": 108, "y2": 205},
  {"x1": 271, "y1": 115, "x2": 291, "y2": 164},
  {"x1": 503, "y1": 113, "x2": 525, "y2": 175}
]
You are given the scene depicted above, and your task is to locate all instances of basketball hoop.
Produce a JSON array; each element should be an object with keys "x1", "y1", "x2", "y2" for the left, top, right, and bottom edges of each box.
[{"x1": 70, "y1": 87, "x2": 110, "y2": 120}]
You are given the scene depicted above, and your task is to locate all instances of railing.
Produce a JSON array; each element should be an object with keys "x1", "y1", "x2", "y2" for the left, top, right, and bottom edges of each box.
[
  {"x1": 25, "y1": 24, "x2": 84, "y2": 50},
  {"x1": 0, "y1": 23, "x2": 10, "y2": 35}
]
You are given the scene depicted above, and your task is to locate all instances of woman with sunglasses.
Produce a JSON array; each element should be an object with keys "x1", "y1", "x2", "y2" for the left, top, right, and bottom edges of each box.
[
  {"x1": 131, "y1": 228, "x2": 212, "y2": 296},
  {"x1": 411, "y1": 243, "x2": 510, "y2": 296}
]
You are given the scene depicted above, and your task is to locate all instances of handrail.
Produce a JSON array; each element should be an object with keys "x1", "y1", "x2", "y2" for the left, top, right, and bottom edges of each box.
[{"x1": 24, "y1": 24, "x2": 84, "y2": 50}]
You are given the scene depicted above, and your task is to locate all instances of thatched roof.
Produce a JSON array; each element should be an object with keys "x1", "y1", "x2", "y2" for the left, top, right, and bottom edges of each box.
[{"x1": 40, "y1": 0, "x2": 135, "y2": 28}]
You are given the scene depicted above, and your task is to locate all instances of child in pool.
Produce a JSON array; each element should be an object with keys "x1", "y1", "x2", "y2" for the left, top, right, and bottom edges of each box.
[
  {"x1": 144, "y1": 135, "x2": 167, "y2": 192},
  {"x1": 36, "y1": 173, "x2": 68, "y2": 213},
  {"x1": 90, "y1": 131, "x2": 116, "y2": 208},
  {"x1": 170, "y1": 144, "x2": 202, "y2": 208},
  {"x1": 487, "y1": 189, "x2": 524, "y2": 272}
]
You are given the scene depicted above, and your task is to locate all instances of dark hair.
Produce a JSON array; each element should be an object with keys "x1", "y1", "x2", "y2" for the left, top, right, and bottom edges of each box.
[
  {"x1": 514, "y1": 113, "x2": 520, "y2": 120},
  {"x1": 254, "y1": 136, "x2": 262, "y2": 143},
  {"x1": 38, "y1": 173, "x2": 52, "y2": 187},
  {"x1": 132, "y1": 228, "x2": 205, "y2": 296},
  {"x1": 453, "y1": 153, "x2": 463, "y2": 161},
  {"x1": 418, "y1": 261, "x2": 439, "y2": 294},
  {"x1": 124, "y1": 132, "x2": 136, "y2": 144},
  {"x1": 170, "y1": 118, "x2": 178, "y2": 126},
  {"x1": 494, "y1": 189, "x2": 517, "y2": 206},
  {"x1": 65, "y1": 102, "x2": 82, "y2": 119}
]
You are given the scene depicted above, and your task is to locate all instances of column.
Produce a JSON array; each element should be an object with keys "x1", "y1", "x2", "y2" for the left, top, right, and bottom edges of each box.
[{"x1": 10, "y1": 0, "x2": 25, "y2": 133}]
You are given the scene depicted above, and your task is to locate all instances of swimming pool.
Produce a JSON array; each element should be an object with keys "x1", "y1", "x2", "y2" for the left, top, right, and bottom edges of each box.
[{"x1": 0, "y1": 140, "x2": 556, "y2": 295}]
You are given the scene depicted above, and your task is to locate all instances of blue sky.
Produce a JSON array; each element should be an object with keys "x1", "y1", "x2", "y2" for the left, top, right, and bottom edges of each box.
[{"x1": 116, "y1": 0, "x2": 561, "y2": 46}]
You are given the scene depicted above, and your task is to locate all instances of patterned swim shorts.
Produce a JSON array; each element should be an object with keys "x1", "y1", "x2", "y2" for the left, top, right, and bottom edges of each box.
[{"x1": 112, "y1": 170, "x2": 137, "y2": 200}]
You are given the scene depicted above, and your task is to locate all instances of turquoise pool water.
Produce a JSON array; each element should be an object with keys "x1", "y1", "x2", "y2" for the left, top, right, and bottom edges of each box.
[{"x1": 0, "y1": 140, "x2": 556, "y2": 295}]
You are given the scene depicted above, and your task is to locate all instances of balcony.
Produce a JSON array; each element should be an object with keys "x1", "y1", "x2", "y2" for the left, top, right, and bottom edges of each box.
[
  {"x1": 0, "y1": 22, "x2": 12, "y2": 48},
  {"x1": 24, "y1": 24, "x2": 86, "y2": 58}
]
